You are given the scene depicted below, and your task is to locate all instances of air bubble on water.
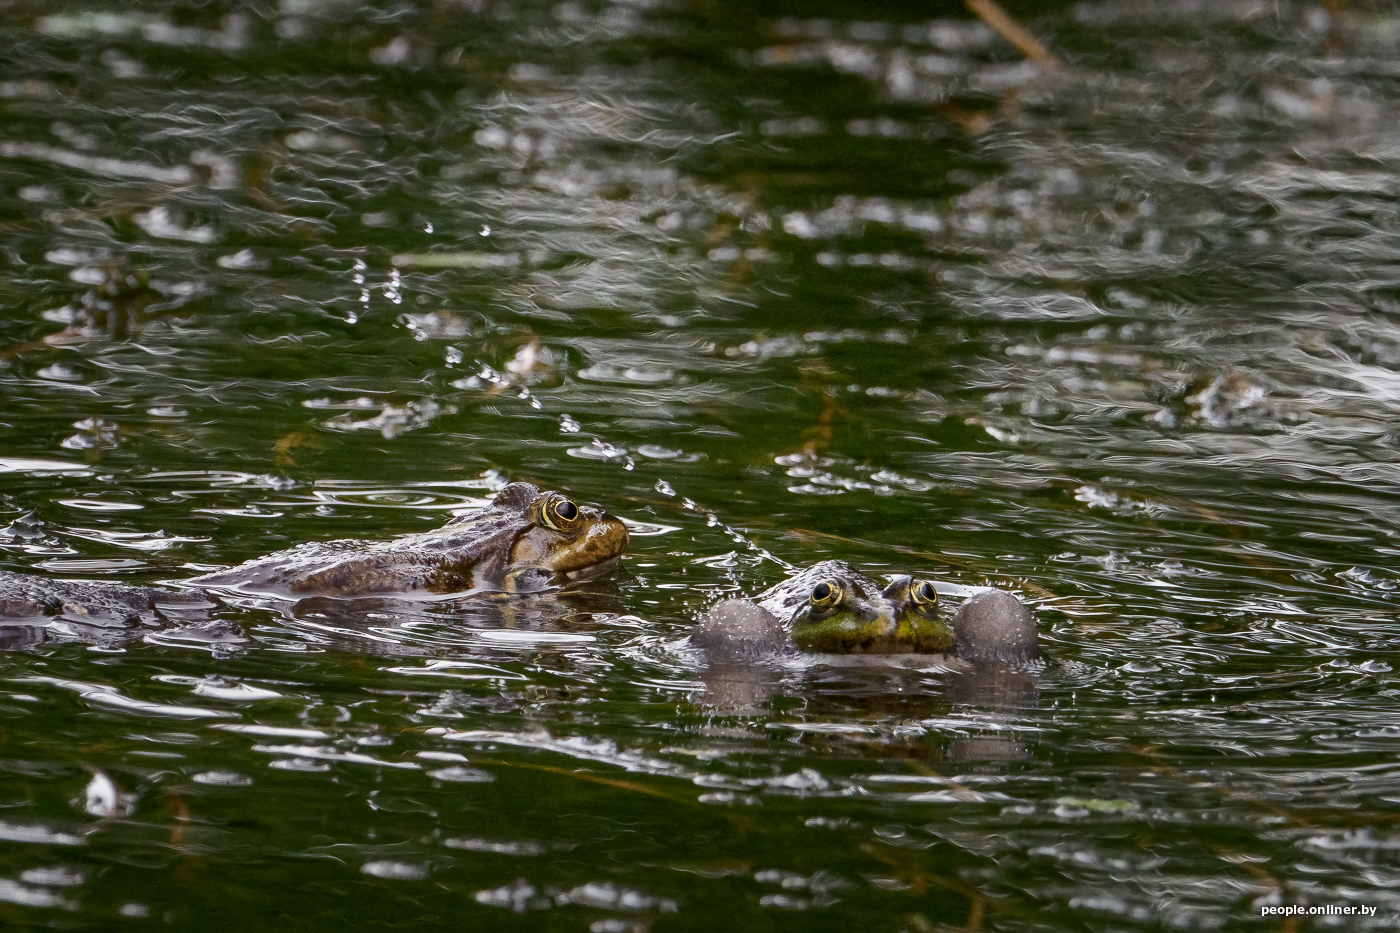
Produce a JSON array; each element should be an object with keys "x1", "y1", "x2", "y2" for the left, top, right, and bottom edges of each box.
[
  {"x1": 445, "y1": 347, "x2": 464, "y2": 366},
  {"x1": 383, "y1": 268, "x2": 402, "y2": 304},
  {"x1": 479, "y1": 224, "x2": 491, "y2": 236},
  {"x1": 559, "y1": 414, "x2": 581, "y2": 433},
  {"x1": 655, "y1": 480, "x2": 675, "y2": 496},
  {"x1": 454, "y1": 363, "x2": 508, "y2": 390},
  {"x1": 567, "y1": 439, "x2": 631, "y2": 465},
  {"x1": 623, "y1": 456, "x2": 635, "y2": 471},
  {"x1": 423, "y1": 222, "x2": 434, "y2": 233}
]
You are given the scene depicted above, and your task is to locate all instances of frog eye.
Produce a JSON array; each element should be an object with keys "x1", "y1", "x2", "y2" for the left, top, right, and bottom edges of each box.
[
  {"x1": 540, "y1": 495, "x2": 581, "y2": 531},
  {"x1": 809, "y1": 580, "x2": 842, "y2": 610},
  {"x1": 910, "y1": 580, "x2": 939, "y2": 614}
]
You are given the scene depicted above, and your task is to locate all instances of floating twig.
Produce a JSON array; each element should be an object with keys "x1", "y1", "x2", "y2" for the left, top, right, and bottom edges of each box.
[{"x1": 965, "y1": 0, "x2": 1064, "y2": 69}]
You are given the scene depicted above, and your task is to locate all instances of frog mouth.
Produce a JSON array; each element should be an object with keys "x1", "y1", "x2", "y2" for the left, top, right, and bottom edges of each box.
[
  {"x1": 792, "y1": 599, "x2": 903, "y2": 652},
  {"x1": 848, "y1": 603, "x2": 901, "y2": 640},
  {"x1": 562, "y1": 555, "x2": 622, "y2": 583}
]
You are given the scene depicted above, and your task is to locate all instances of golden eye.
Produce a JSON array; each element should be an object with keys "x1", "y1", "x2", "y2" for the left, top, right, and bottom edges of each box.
[
  {"x1": 810, "y1": 580, "x2": 842, "y2": 610},
  {"x1": 540, "y1": 495, "x2": 580, "y2": 531},
  {"x1": 910, "y1": 580, "x2": 939, "y2": 613}
]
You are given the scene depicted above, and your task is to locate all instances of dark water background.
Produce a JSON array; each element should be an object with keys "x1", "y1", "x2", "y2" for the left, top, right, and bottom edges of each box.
[{"x1": 3, "y1": 0, "x2": 1400, "y2": 929}]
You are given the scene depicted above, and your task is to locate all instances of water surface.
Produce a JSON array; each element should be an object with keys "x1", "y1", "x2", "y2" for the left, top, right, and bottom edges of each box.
[{"x1": 2, "y1": 0, "x2": 1399, "y2": 929}]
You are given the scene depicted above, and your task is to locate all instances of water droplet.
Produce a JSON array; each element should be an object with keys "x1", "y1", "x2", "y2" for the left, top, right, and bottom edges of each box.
[{"x1": 382, "y1": 268, "x2": 402, "y2": 304}]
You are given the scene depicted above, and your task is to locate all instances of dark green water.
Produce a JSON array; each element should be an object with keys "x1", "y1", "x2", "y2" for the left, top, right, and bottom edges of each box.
[{"x1": 2, "y1": 0, "x2": 1400, "y2": 929}]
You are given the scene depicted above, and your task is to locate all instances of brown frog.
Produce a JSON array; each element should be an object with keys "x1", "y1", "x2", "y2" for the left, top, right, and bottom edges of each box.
[
  {"x1": 0, "y1": 482, "x2": 630, "y2": 626},
  {"x1": 189, "y1": 482, "x2": 629, "y2": 597}
]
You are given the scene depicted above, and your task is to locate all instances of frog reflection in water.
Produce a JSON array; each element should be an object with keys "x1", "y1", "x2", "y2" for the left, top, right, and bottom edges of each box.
[
  {"x1": 0, "y1": 483, "x2": 630, "y2": 635},
  {"x1": 693, "y1": 560, "x2": 1037, "y2": 664}
]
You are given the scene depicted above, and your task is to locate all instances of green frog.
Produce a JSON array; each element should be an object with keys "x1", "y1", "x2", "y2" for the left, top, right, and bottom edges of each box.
[
  {"x1": 692, "y1": 560, "x2": 1037, "y2": 664},
  {"x1": 0, "y1": 482, "x2": 630, "y2": 625}
]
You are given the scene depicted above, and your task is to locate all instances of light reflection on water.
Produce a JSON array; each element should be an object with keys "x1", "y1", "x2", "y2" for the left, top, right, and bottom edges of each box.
[{"x1": 2, "y1": 0, "x2": 1400, "y2": 928}]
